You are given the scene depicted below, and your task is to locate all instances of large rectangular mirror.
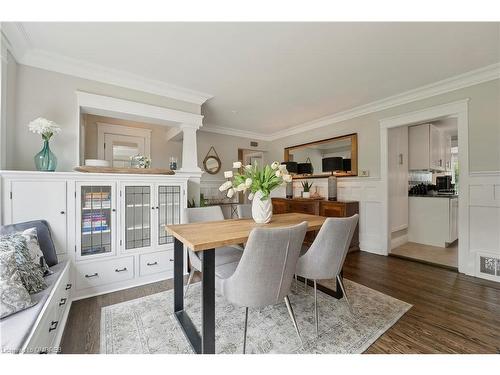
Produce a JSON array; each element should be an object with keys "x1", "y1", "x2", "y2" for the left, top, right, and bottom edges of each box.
[{"x1": 284, "y1": 133, "x2": 358, "y2": 178}]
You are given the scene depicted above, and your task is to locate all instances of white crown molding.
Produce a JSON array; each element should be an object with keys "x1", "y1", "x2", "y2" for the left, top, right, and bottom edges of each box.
[
  {"x1": 267, "y1": 63, "x2": 500, "y2": 140},
  {"x1": 200, "y1": 124, "x2": 269, "y2": 141},
  {"x1": 2, "y1": 22, "x2": 213, "y2": 106},
  {"x1": 203, "y1": 63, "x2": 499, "y2": 141}
]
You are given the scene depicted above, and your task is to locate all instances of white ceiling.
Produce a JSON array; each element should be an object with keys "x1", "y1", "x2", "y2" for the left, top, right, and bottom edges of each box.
[{"x1": 7, "y1": 22, "x2": 500, "y2": 136}]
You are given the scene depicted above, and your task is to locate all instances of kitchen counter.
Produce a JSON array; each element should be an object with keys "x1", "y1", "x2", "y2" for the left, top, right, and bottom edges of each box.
[{"x1": 409, "y1": 196, "x2": 458, "y2": 200}]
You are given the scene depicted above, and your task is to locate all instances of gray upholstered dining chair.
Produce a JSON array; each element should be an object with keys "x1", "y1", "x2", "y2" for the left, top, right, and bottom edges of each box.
[
  {"x1": 236, "y1": 204, "x2": 252, "y2": 219},
  {"x1": 215, "y1": 222, "x2": 308, "y2": 353},
  {"x1": 183, "y1": 206, "x2": 244, "y2": 296},
  {"x1": 296, "y1": 214, "x2": 359, "y2": 335}
]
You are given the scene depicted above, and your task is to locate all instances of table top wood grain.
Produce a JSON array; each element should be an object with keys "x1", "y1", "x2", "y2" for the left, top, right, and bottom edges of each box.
[{"x1": 166, "y1": 212, "x2": 326, "y2": 251}]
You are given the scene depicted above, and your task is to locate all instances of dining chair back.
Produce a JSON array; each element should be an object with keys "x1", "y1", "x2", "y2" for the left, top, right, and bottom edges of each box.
[
  {"x1": 295, "y1": 214, "x2": 359, "y2": 335},
  {"x1": 182, "y1": 206, "x2": 243, "y2": 296},
  {"x1": 236, "y1": 204, "x2": 252, "y2": 219},
  {"x1": 216, "y1": 221, "x2": 308, "y2": 352}
]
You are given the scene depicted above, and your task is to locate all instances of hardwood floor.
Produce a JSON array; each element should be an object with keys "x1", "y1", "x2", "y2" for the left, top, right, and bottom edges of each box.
[
  {"x1": 60, "y1": 251, "x2": 500, "y2": 354},
  {"x1": 391, "y1": 241, "x2": 458, "y2": 269}
]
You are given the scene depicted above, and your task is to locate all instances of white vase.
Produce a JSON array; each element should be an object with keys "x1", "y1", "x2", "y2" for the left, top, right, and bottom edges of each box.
[
  {"x1": 251, "y1": 190, "x2": 273, "y2": 223},
  {"x1": 302, "y1": 191, "x2": 310, "y2": 198}
]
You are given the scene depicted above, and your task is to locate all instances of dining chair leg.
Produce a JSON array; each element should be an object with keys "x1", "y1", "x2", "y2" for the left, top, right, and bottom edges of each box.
[
  {"x1": 304, "y1": 278, "x2": 308, "y2": 293},
  {"x1": 243, "y1": 307, "x2": 249, "y2": 354},
  {"x1": 336, "y1": 275, "x2": 353, "y2": 313},
  {"x1": 294, "y1": 274, "x2": 298, "y2": 293},
  {"x1": 314, "y1": 279, "x2": 319, "y2": 336},
  {"x1": 284, "y1": 295, "x2": 303, "y2": 346},
  {"x1": 184, "y1": 268, "x2": 195, "y2": 297}
]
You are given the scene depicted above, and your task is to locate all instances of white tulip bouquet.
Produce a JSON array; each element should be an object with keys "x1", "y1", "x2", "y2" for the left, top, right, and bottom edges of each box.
[
  {"x1": 219, "y1": 161, "x2": 292, "y2": 200},
  {"x1": 28, "y1": 117, "x2": 61, "y2": 141}
]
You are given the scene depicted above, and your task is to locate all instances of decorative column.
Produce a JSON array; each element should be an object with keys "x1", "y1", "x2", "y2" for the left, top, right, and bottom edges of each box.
[{"x1": 180, "y1": 123, "x2": 202, "y2": 173}]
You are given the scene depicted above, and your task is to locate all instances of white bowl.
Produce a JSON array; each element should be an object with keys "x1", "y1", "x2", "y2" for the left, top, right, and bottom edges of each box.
[{"x1": 85, "y1": 159, "x2": 110, "y2": 167}]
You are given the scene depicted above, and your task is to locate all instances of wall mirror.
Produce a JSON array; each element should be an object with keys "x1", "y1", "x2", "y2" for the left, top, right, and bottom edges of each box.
[
  {"x1": 203, "y1": 155, "x2": 221, "y2": 174},
  {"x1": 284, "y1": 133, "x2": 358, "y2": 178}
]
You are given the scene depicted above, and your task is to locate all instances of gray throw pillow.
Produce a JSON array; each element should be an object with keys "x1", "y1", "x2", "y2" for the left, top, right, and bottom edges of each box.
[
  {"x1": 0, "y1": 249, "x2": 35, "y2": 318},
  {"x1": 19, "y1": 227, "x2": 51, "y2": 276},
  {"x1": 0, "y1": 233, "x2": 47, "y2": 294}
]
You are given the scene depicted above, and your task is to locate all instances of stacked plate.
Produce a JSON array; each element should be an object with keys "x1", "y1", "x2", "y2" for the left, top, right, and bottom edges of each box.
[{"x1": 85, "y1": 159, "x2": 110, "y2": 167}]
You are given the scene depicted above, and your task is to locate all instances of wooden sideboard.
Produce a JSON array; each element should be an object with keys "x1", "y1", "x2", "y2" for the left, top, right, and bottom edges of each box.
[{"x1": 271, "y1": 198, "x2": 359, "y2": 252}]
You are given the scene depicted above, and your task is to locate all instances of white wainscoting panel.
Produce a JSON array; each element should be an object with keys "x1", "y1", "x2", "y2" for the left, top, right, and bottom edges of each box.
[{"x1": 468, "y1": 174, "x2": 500, "y2": 281}]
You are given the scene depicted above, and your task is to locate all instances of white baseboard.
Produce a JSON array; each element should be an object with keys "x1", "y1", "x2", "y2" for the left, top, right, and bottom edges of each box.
[{"x1": 391, "y1": 233, "x2": 408, "y2": 250}]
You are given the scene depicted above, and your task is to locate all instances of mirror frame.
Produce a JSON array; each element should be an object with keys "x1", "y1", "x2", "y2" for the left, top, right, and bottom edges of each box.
[
  {"x1": 284, "y1": 133, "x2": 358, "y2": 178},
  {"x1": 203, "y1": 155, "x2": 222, "y2": 175}
]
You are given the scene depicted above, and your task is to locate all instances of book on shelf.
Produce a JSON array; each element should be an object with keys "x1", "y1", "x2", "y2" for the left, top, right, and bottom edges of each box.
[{"x1": 82, "y1": 226, "x2": 109, "y2": 233}]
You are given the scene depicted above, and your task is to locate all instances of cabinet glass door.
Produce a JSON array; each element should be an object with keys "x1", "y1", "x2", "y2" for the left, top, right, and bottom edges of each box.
[
  {"x1": 157, "y1": 185, "x2": 181, "y2": 246},
  {"x1": 80, "y1": 185, "x2": 113, "y2": 257},
  {"x1": 124, "y1": 185, "x2": 152, "y2": 250}
]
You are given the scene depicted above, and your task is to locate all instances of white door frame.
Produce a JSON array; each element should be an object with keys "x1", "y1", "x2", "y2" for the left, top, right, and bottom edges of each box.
[
  {"x1": 379, "y1": 99, "x2": 469, "y2": 274},
  {"x1": 96, "y1": 123, "x2": 151, "y2": 161}
]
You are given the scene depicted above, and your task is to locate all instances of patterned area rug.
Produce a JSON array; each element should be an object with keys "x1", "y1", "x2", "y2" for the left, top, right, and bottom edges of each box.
[{"x1": 100, "y1": 279, "x2": 411, "y2": 354}]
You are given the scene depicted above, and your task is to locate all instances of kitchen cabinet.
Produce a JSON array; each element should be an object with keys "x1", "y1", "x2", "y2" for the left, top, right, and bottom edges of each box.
[
  {"x1": 409, "y1": 123, "x2": 448, "y2": 171},
  {"x1": 408, "y1": 196, "x2": 458, "y2": 247}
]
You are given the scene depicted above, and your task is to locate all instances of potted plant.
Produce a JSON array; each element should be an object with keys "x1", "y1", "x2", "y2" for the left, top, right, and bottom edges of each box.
[
  {"x1": 28, "y1": 117, "x2": 61, "y2": 171},
  {"x1": 301, "y1": 181, "x2": 313, "y2": 198},
  {"x1": 220, "y1": 161, "x2": 292, "y2": 223}
]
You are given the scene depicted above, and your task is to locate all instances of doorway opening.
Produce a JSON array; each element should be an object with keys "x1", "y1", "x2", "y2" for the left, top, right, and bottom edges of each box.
[{"x1": 387, "y1": 117, "x2": 459, "y2": 269}]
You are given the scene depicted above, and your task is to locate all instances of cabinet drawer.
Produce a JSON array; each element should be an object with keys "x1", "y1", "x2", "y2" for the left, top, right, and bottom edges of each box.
[
  {"x1": 140, "y1": 251, "x2": 174, "y2": 277},
  {"x1": 24, "y1": 303, "x2": 58, "y2": 354},
  {"x1": 76, "y1": 257, "x2": 134, "y2": 290},
  {"x1": 54, "y1": 264, "x2": 71, "y2": 320}
]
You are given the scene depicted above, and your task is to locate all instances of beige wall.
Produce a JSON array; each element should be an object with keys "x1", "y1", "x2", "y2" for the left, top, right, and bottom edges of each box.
[
  {"x1": 8, "y1": 65, "x2": 200, "y2": 171},
  {"x1": 267, "y1": 79, "x2": 500, "y2": 175},
  {"x1": 197, "y1": 131, "x2": 269, "y2": 182},
  {"x1": 1, "y1": 50, "x2": 17, "y2": 169},
  {"x1": 83, "y1": 114, "x2": 183, "y2": 169}
]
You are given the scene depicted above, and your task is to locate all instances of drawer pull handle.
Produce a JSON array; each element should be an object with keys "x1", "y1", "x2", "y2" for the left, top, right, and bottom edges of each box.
[
  {"x1": 59, "y1": 298, "x2": 67, "y2": 306},
  {"x1": 115, "y1": 267, "x2": 127, "y2": 273},
  {"x1": 49, "y1": 320, "x2": 58, "y2": 332},
  {"x1": 60, "y1": 211, "x2": 65, "y2": 214},
  {"x1": 147, "y1": 261, "x2": 158, "y2": 266},
  {"x1": 85, "y1": 273, "x2": 98, "y2": 278},
  {"x1": 65, "y1": 283, "x2": 72, "y2": 290},
  {"x1": 169, "y1": 258, "x2": 174, "y2": 262}
]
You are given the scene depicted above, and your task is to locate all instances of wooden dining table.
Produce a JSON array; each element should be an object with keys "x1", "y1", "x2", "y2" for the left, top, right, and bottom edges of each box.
[{"x1": 166, "y1": 212, "x2": 332, "y2": 354}]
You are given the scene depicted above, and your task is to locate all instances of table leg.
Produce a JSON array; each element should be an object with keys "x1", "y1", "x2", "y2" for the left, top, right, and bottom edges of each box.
[
  {"x1": 296, "y1": 270, "x2": 344, "y2": 299},
  {"x1": 173, "y1": 238, "x2": 215, "y2": 354},
  {"x1": 201, "y1": 249, "x2": 215, "y2": 353},
  {"x1": 174, "y1": 238, "x2": 184, "y2": 312}
]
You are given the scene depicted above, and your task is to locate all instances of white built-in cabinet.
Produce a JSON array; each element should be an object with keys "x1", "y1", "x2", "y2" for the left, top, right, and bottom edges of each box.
[
  {"x1": 388, "y1": 126, "x2": 409, "y2": 232},
  {"x1": 409, "y1": 123, "x2": 451, "y2": 172},
  {"x1": 6, "y1": 180, "x2": 68, "y2": 255},
  {"x1": 1, "y1": 172, "x2": 189, "y2": 300}
]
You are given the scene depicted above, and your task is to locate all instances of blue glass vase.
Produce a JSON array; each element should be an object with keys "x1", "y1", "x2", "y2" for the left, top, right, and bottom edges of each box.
[{"x1": 34, "y1": 139, "x2": 57, "y2": 171}]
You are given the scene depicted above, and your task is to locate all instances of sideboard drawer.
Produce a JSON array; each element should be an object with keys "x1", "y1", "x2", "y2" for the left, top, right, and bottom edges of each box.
[
  {"x1": 320, "y1": 202, "x2": 346, "y2": 217},
  {"x1": 289, "y1": 201, "x2": 318, "y2": 215},
  {"x1": 140, "y1": 251, "x2": 174, "y2": 277},
  {"x1": 76, "y1": 256, "x2": 134, "y2": 290}
]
